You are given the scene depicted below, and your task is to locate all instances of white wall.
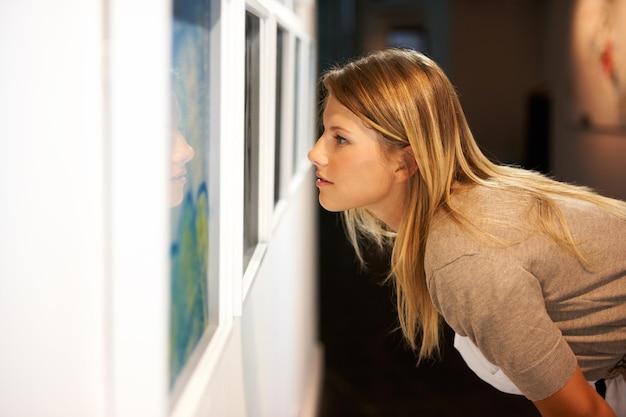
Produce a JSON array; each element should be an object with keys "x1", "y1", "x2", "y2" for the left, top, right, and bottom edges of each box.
[
  {"x1": 0, "y1": 1, "x2": 321, "y2": 416},
  {"x1": 240, "y1": 173, "x2": 320, "y2": 417},
  {"x1": 0, "y1": 2, "x2": 110, "y2": 416}
]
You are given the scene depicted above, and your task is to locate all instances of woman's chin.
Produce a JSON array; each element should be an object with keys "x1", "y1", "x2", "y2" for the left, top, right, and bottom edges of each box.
[
  {"x1": 318, "y1": 197, "x2": 345, "y2": 213},
  {"x1": 170, "y1": 187, "x2": 184, "y2": 208}
]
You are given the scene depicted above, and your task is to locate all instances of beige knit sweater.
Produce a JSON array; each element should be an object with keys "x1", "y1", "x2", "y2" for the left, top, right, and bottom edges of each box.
[{"x1": 425, "y1": 185, "x2": 626, "y2": 400}]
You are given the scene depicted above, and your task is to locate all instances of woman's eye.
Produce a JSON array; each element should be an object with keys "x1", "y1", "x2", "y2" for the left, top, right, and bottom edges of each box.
[{"x1": 334, "y1": 135, "x2": 347, "y2": 144}]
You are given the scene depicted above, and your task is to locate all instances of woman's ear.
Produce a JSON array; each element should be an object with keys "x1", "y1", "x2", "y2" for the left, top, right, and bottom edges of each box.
[{"x1": 393, "y1": 146, "x2": 418, "y2": 182}]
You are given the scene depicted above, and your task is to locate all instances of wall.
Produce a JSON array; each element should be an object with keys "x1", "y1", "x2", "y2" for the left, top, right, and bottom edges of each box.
[
  {"x1": 0, "y1": 1, "x2": 321, "y2": 416},
  {"x1": 547, "y1": 0, "x2": 626, "y2": 200},
  {"x1": 448, "y1": 0, "x2": 626, "y2": 199},
  {"x1": 333, "y1": 0, "x2": 549, "y2": 167},
  {"x1": 241, "y1": 176, "x2": 320, "y2": 416},
  {"x1": 449, "y1": 0, "x2": 547, "y2": 165},
  {"x1": 0, "y1": 2, "x2": 111, "y2": 415}
]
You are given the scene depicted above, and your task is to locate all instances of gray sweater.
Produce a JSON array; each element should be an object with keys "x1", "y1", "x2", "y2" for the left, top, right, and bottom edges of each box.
[{"x1": 425, "y1": 185, "x2": 626, "y2": 400}]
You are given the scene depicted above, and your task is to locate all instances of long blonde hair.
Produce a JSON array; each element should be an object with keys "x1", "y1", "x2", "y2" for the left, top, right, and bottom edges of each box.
[{"x1": 322, "y1": 48, "x2": 626, "y2": 361}]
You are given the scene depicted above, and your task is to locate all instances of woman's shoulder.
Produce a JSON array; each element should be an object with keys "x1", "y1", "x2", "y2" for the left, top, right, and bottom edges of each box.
[
  {"x1": 430, "y1": 185, "x2": 532, "y2": 237},
  {"x1": 425, "y1": 185, "x2": 534, "y2": 273},
  {"x1": 426, "y1": 183, "x2": 626, "y2": 276},
  {"x1": 450, "y1": 184, "x2": 530, "y2": 211}
]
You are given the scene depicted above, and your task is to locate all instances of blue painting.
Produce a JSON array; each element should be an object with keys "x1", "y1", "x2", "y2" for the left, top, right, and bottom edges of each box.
[{"x1": 169, "y1": 0, "x2": 212, "y2": 389}]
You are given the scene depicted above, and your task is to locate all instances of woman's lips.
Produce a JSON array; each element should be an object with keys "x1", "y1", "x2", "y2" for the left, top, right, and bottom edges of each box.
[
  {"x1": 171, "y1": 170, "x2": 187, "y2": 182},
  {"x1": 316, "y1": 172, "x2": 333, "y2": 186}
]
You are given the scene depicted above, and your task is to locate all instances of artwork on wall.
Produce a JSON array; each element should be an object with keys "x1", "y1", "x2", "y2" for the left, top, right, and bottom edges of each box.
[
  {"x1": 571, "y1": 0, "x2": 626, "y2": 130},
  {"x1": 169, "y1": 0, "x2": 212, "y2": 390}
]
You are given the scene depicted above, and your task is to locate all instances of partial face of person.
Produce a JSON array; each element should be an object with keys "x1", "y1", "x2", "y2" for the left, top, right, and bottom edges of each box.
[
  {"x1": 170, "y1": 96, "x2": 195, "y2": 207},
  {"x1": 308, "y1": 94, "x2": 407, "y2": 216}
]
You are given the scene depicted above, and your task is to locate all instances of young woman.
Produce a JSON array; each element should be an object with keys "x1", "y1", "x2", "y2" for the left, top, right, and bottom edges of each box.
[{"x1": 308, "y1": 48, "x2": 626, "y2": 417}]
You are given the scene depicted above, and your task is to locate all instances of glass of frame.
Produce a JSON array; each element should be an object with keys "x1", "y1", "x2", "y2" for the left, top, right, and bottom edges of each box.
[
  {"x1": 274, "y1": 26, "x2": 286, "y2": 205},
  {"x1": 169, "y1": 0, "x2": 213, "y2": 392},
  {"x1": 292, "y1": 37, "x2": 302, "y2": 174},
  {"x1": 243, "y1": 11, "x2": 261, "y2": 269}
]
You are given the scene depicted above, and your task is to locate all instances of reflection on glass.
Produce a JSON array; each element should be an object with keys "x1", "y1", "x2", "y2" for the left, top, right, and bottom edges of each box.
[
  {"x1": 244, "y1": 12, "x2": 260, "y2": 268},
  {"x1": 170, "y1": 94, "x2": 195, "y2": 207},
  {"x1": 169, "y1": 0, "x2": 212, "y2": 390},
  {"x1": 274, "y1": 27, "x2": 285, "y2": 204}
]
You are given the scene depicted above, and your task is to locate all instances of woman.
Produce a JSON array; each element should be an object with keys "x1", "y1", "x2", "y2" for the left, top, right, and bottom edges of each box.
[{"x1": 308, "y1": 48, "x2": 626, "y2": 417}]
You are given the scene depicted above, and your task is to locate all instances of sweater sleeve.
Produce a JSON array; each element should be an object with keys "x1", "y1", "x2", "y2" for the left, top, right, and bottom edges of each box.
[{"x1": 428, "y1": 254, "x2": 578, "y2": 401}]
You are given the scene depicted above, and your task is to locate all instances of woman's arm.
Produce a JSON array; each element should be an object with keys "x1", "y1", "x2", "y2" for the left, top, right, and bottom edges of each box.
[{"x1": 533, "y1": 366, "x2": 616, "y2": 417}]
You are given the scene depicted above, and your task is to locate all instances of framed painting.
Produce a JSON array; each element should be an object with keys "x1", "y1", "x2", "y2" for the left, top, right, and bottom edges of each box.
[{"x1": 169, "y1": 0, "x2": 215, "y2": 395}]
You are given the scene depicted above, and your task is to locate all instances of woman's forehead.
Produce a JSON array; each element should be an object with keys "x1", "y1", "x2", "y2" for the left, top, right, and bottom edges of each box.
[{"x1": 323, "y1": 95, "x2": 362, "y2": 125}]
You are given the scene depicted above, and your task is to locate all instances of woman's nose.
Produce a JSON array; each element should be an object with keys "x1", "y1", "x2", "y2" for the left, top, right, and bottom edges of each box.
[
  {"x1": 307, "y1": 138, "x2": 326, "y2": 167},
  {"x1": 172, "y1": 130, "x2": 195, "y2": 164}
]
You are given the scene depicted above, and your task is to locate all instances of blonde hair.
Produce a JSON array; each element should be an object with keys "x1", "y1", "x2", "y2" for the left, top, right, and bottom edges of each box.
[{"x1": 322, "y1": 48, "x2": 626, "y2": 361}]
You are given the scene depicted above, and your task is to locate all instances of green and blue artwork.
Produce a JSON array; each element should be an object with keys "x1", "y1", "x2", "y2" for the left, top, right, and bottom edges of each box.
[
  {"x1": 169, "y1": 0, "x2": 212, "y2": 389},
  {"x1": 169, "y1": 186, "x2": 208, "y2": 387}
]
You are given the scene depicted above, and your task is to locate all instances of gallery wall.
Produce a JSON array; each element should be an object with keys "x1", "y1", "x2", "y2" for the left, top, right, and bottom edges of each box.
[
  {"x1": 549, "y1": 0, "x2": 626, "y2": 200},
  {"x1": 447, "y1": 0, "x2": 625, "y2": 199}
]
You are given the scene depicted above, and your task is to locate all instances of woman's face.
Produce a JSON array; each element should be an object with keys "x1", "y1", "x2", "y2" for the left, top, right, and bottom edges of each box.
[
  {"x1": 308, "y1": 94, "x2": 408, "y2": 223},
  {"x1": 170, "y1": 96, "x2": 195, "y2": 207}
]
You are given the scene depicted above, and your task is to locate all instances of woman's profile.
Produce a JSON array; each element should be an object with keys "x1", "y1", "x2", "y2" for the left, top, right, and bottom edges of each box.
[{"x1": 308, "y1": 48, "x2": 626, "y2": 416}]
